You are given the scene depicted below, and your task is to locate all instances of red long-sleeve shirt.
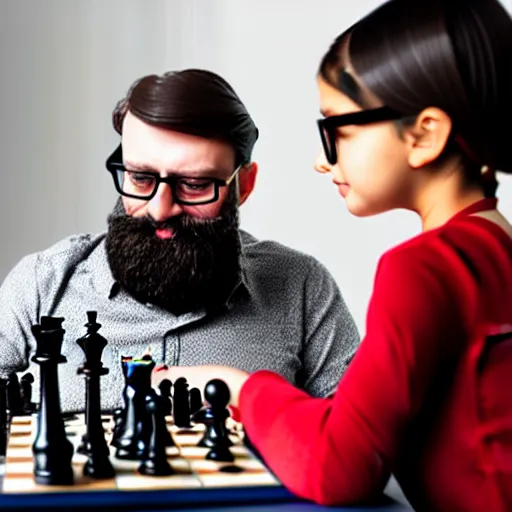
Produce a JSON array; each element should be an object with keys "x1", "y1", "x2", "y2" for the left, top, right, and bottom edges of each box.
[{"x1": 239, "y1": 198, "x2": 512, "y2": 512}]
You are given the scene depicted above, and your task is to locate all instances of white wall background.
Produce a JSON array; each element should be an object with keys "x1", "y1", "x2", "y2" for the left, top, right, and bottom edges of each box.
[{"x1": 1, "y1": 0, "x2": 511, "y2": 334}]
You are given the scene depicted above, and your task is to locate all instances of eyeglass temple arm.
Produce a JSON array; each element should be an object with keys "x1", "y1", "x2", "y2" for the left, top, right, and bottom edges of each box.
[{"x1": 225, "y1": 164, "x2": 243, "y2": 186}]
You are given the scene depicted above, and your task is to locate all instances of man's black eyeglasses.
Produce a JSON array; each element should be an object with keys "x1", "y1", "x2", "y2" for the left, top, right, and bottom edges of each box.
[
  {"x1": 106, "y1": 144, "x2": 241, "y2": 205},
  {"x1": 317, "y1": 106, "x2": 403, "y2": 165}
]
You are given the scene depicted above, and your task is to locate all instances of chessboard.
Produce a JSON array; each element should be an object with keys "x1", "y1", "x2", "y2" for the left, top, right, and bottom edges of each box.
[{"x1": 0, "y1": 413, "x2": 297, "y2": 510}]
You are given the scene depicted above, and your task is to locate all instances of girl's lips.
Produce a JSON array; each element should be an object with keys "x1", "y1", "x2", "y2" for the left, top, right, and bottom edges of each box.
[
  {"x1": 333, "y1": 180, "x2": 350, "y2": 197},
  {"x1": 338, "y1": 184, "x2": 350, "y2": 197}
]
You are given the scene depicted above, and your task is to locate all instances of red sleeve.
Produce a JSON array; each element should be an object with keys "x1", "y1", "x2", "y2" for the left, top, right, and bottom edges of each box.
[{"x1": 239, "y1": 240, "x2": 475, "y2": 506}]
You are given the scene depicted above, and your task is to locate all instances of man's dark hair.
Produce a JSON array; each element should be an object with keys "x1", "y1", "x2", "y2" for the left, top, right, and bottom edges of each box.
[
  {"x1": 113, "y1": 69, "x2": 259, "y2": 166},
  {"x1": 319, "y1": 0, "x2": 512, "y2": 196}
]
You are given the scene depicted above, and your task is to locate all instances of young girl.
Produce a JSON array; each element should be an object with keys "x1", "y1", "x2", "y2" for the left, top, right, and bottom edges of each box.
[{"x1": 154, "y1": 1, "x2": 512, "y2": 510}]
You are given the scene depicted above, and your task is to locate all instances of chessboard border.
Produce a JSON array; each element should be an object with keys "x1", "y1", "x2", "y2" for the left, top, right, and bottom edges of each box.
[{"x1": 0, "y1": 484, "x2": 299, "y2": 510}]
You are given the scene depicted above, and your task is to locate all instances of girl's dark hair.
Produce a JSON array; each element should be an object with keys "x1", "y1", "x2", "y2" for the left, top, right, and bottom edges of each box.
[
  {"x1": 319, "y1": 0, "x2": 512, "y2": 196},
  {"x1": 113, "y1": 69, "x2": 259, "y2": 166}
]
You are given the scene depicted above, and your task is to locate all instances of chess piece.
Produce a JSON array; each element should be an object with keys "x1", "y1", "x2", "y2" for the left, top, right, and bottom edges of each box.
[
  {"x1": 20, "y1": 372, "x2": 36, "y2": 414},
  {"x1": 31, "y1": 316, "x2": 74, "y2": 485},
  {"x1": 138, "y1": 390, "x2": 174, "y2": 476},
  {"x1": 6, "y1": 372, "x2": 23, "y2": 415},
  {"x1": 141, "y1": 347, "x2": 153, "y2": 361},
  {"x1": 189, "y1": 387, "x2": 203, "y2": 416},
  {"x1": 194, "y1": 379, "x2": 234, "y2": 462},
  {"x1": 0, "y1": 378, "x2": 8, "y2": 457},
  {"x1": 158, "y1": 379, "x2": 173, "y2": 417},
  {"x1": 110, "y1": 358, "x2": 130, "y2": 449},
  {"x1": 76, "y1": 311, "x2": 115, "y2": 479},
  {"x1": 156, "y1": 379, "x2": 175, "y2": 447},
  {"x1": 113, "y1": 408, "x2": 124, "y2": 433},
  {"x1": 113, "y1": 354, "x2": 155, "y2": 460},
  {"x1": 173, "y1": 377, "x2": 191, "y2": 428}
]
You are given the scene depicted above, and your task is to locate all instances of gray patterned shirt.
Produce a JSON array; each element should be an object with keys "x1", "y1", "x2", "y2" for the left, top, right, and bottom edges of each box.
[{"x1": 0, "y1": 230, "x2": 359, "y2": 413}]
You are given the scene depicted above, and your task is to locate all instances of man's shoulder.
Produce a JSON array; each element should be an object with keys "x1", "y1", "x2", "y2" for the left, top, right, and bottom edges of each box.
[
  {"x1": 241, "y1": 230, "x2": 319, "y2": 268},
  {"x1": 36, "y1": 232, "x2": 107, "y2": 267},
  {"x1": 1, "y1": 232, "x2": 107, "y2": 306},
  {"x1": 240, "y1": 230, "x2": 334, "y2": 288},
  {"x1": 9, "y1": 233, "x2": 107, "y2": 285}
]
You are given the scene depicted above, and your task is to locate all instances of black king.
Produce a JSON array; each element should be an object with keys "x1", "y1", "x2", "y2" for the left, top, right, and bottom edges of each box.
[{"x1": 76, "y1": 311, "x2": 115, "y2": 479}]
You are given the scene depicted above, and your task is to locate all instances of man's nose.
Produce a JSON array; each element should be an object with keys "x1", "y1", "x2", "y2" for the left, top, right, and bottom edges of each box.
[
  {"x1": 314, "y1": 150, "x2": 332, "y2": 174},
  {"x1": 146, "y1": 182, "x2": 184, "y2": 222}
]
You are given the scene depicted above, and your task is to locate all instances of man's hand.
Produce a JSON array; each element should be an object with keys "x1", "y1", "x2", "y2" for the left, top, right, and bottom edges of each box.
[{"x1": 152, "y1": 364, "x2": 250, "y2": 408}]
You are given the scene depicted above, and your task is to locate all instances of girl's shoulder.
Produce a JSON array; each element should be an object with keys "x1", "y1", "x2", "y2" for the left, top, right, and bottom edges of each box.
[
  {"x1": 382, "y1": 213, "x2": 512, "y2": 265},
  {"x1": 374, "y1": 214, "x2": 512, "y2": 307}
]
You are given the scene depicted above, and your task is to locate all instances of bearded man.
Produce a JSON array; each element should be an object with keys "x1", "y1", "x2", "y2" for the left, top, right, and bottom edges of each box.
[{"x1": 0, "y1": 69, "x2": 359, "y2": 412}]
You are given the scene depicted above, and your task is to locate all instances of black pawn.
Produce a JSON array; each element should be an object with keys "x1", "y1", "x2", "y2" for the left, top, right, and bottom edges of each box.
[
  {"x1": 157, "y1": 380, "x2": 175, "y2": 447},
  {"x1": 154, "y1": 384, "x2": 176, "y2": 448},
  {"x1": 158, "y1": 379, "x2": 173, "y2": 417},
  {"x1": 189, "y1": 388, "x2": 203, "y2": 416},
  {"x1": 31, "y1": 317, "x2": 74, "y2": 485},
  {"x1": 107, "y1": 407, "x2": 125, "y2": 455},
  {"x1": 6, "y1": 373, "x2": 23, "y2": 415},
  {"x1": 197, "y1": 379, "x2": 234, "y2": 462},
  {"x1": 76, "y1": 311, "x2": 115, "y2": 479},
  {"x1": 138, "y1": 391, "x2": 174, "y2": 476},
  {"x1": 206, "y1": 443, "x2": 235, "y2": 462},
  {"x1": 173, "y1": 377, "x2": 191, "y2": 428},
  {"x1": 20, "y1": 373, "x2": 36, "y2": 414},
  {"x1": 113, "y1": 408, "x2": 124, "y2": 433}
]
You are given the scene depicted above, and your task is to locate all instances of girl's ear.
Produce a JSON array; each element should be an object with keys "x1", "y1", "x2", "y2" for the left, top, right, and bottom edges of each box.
[{"x1": 405, "y1": 107, "x2": 453, "y2": 168}]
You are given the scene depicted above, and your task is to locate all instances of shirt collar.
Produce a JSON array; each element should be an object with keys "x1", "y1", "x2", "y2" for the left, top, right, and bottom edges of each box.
[{"x1": 224, "y1": 230, "x2": 253, "y2": 309}]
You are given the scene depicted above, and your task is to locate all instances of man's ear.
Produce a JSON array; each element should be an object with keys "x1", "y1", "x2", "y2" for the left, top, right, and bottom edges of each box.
[
  {"x1": 406, "y1": 107, "x2": 453, "y2": 169},
  {"x1": 238, "y1": 162, "x2": 258, "y2": 206}
]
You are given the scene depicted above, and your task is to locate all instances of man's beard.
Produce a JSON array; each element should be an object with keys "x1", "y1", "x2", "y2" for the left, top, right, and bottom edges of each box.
[{"x1": 105, "y1": 187, "x2": 242, "y2": 315}]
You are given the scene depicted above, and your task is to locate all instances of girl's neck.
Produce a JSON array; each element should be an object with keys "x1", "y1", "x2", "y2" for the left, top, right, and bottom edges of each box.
[{"x1": 414, "y1": 166, "x2": 486, "y2": 231}]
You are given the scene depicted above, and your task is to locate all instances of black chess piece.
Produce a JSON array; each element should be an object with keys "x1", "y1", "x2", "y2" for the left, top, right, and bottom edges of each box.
[
  {"x1": 6, "y1": 372, "x2": 23, "y2": 415},
  {"x1": 156, "y1": 379, "x2": 175, "y2": 447},
  {"x1": 141, "y1": 348, "x2": 153, "y2": 361},
  {"x1": 138, "y1": 390, "x2": 174, "y2": 476},
  {"x1": 173, "y1": 377, "x2": 191, "y2": 429},
  {"x1": 110, "y1": 357, "x2": 130, "y2": 449},
  {"x1": 31, "y1": 316, "x2": 74, "y2": 485},
  {"x1": 189, "y1": 387, "x2": 203, "y2": 416},
  {"x1": 0, "y1": 378, "x2": 8, "y2": 457},
  {"x1": 158, "y1": 379, "x2": 173, "y2": 417},
  {"x1": 113, "y1": 355, "x2": 155, "y2": 460},
  {"x1": 20, "y1": 372, "x2": 36, "y2": 414},
  {"x1": 194, "y1": 379, "x2": 234, "y2": 462},
  {"x1": 76, "y1": 311, "x2": 115, "y2": 479},
  {"x1": 113, "y1": 408, "x2": 124, "y2": 435},
  {"x1": 105, "y1": 407, "x2": 125, "y2": 456},
  {"x1": 193, "y1": 406, "x2": 215, "y2": 445}
]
